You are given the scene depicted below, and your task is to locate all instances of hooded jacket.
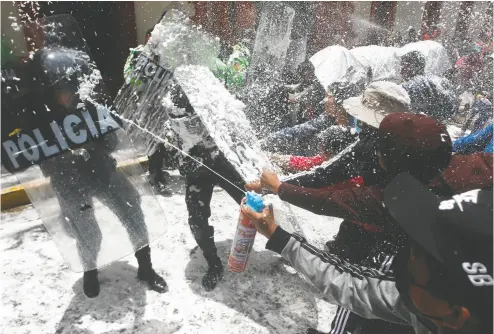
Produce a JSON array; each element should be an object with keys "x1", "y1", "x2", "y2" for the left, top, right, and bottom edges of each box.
[{"x1": 277, "y1": 153, "x2": 493, "y2": 232}]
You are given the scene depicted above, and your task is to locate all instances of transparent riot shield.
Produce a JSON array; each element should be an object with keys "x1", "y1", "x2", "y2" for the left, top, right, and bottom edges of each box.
[
  {"x1": 241, "y1": 3, "x2": 296, "y2": 137},
  {"x1": 114, "y1": 10, "x2": 221, "y2": 156},
  {"x1": 113, "y1": 10, "x2": 305, "y2": 235},
  {"x1": 1, "y1": 14, "x2": 166, "y2": 272},
  {"x1": 115, "y1": 9, "x2": 272, "y2": 182},
  {"x1": 245, "y1": 3, "x2": 295, "y2": 86}
]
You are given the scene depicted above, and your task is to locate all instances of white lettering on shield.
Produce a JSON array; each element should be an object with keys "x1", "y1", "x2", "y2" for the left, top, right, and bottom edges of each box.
[{"x1": 2, "y1": 109, "x2": 120, "y2": 169}]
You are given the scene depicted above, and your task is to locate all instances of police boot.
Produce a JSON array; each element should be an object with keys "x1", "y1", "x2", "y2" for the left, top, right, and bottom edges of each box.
[
  {"x1": 83, "y1": 269, "x2": 100, "y2": 298},
  {"x1": 135, "y1": 246, "x2": 168, "y2": 293},
  {"x1": 155, "y1": 171, "x2": 171, "y2": 193},
  {"x1": 202, "y1": 255, "x2": 224, "y2": 291}
]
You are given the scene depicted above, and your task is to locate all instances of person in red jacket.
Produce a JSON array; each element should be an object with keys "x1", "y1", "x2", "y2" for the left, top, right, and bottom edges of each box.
[
  {"x1": 247, "y1": 112, "x2": 493, "y2": 334},
  {"x1": 249, "y1": 113, "x2": 492, "y2": 230}
]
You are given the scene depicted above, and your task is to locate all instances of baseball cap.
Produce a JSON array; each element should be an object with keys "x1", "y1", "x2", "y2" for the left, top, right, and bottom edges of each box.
[
  {"x1": 384, "y1": 173, "x2": 493, "y2": 320},
  {"x1": 342, "y1": 81, "x2": 411, "y2": 128},
  {"x1": 379, "y1": 112, "x2": 452, "y2": 183}
]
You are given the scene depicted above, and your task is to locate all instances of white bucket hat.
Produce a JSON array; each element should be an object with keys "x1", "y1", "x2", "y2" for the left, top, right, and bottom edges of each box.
[{"x1": 342, "y1": 81, "x2": 411, "y2": 128}]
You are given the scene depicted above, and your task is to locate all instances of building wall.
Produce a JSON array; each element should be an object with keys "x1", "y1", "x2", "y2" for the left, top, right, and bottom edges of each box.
[
  {"x1": 0, "y1": 1, "x2": 28, "y2": 56},
  {"x1": 351, "y1": 1, "x2": 491, "y2": 44},
  {"x1": 394, "y1": 1, "x2": 424, "y2": 34},
  {"x1": 133, "y1": 1, "x2": 194, "y2": 45}
]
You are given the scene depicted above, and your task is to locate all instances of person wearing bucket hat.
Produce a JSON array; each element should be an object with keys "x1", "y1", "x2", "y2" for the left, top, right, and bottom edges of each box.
[
  {"x1": 342, "y1": 81, "x2": 412, "y2": 128},
  {"x1": 240, "y1": 172, "x2": 492, "y2": 334},
  {"x1": 246, "y1": 112, "x2": 492, "y2": 333}
]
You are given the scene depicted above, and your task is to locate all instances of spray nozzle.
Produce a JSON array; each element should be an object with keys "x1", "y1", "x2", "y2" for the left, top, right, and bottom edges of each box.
[{"x1": 245, "y1": 191, "x2": 264, "y2": 213}]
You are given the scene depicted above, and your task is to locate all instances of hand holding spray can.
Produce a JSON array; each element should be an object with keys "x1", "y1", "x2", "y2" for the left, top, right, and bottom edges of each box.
[{"x1": 228, "y1": 191, "x2": 264, "y2": 273}]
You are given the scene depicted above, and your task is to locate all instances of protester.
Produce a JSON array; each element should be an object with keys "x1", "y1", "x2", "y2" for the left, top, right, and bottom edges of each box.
[
  {"x1": 213, "y1": 41, "x2": 250, "y2": 94},
  {"x1": 242, "y1": 173, "x2": 493, "y2": 334},
  {"x1": 462, "y1": 95, "x2": 493, "y2": 132},
  {"x1": 454, "y1": 122, "x2": 493, "y2": 154},
  {"x1": 268, "y1": 126, "x2": 357, "y2": 173},
  {"x1": 262, "y1": 82, "x2": 362, "y2": 157},
  {"x1": 455, "y1": 46, "x2": 484, "y2": 93},
  {"x1": 293, "y1": 60, "x2": 327, "y2": 123},
  {"x1": 245, "y1": 59, "x2": 326, "y2": 138},
  {"x1": 400, "y1": 51, "x2": 458, "y2": 122},
  {"x1": 248, "y1": 111, "x2": 493, "y2": 334}
]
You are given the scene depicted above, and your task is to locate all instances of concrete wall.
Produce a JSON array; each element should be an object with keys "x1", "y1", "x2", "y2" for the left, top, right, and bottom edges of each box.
[
  {"x1": 133, "y1": 1, "x2": 194, "y2": 45},
  {"x1": 1, "y1": 1, "x2": 28, "y2": 56}
]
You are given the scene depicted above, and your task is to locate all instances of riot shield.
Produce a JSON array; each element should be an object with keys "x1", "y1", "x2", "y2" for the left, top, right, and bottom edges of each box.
[
  {"x1": 115, "y1": 10, "x2": 272, "y2": 183},
  {"x1": 114, "y1": 10, "x2": 221, "y2": 157},
  {"x1": 113, "y1": 10, "x2": 305, "y2": 235},
  {"x1": 1, "y1": 14, "x2": 166, "y2": 272},
  {"x1": 245, "y1": 3, "x2": 295, "y2": 86},
  {"x1": 240, "y1": 3, "x2": 296, "y2": 136}
]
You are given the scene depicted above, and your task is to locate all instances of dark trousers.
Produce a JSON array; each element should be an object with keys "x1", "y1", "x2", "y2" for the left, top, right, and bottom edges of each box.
[
  {"x1": 148, "y1": 144, "x2": 165, "y2": 178},
  {"x1": 49, "y1": 162, "x2": 149, "y2": 271},
  {"x1": 328, "y1": 222, "x2": 414, "y2": 334},
  {"x1": 184, "y1": 156, "x2": 245, "y2": 265},
  {"x1": 148, "y1": 143, "x2": 178, "y2": 179}
]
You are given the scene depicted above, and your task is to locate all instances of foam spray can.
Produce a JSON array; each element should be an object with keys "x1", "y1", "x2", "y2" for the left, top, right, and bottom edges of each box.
[{"x1": 228, "y1": 191, "x2": 264, "y2": 273}]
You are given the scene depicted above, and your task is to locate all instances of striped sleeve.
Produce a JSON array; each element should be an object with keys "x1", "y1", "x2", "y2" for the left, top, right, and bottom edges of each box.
[{"x1": 266, "y1": 227, "x2": 412, "y2": 325}]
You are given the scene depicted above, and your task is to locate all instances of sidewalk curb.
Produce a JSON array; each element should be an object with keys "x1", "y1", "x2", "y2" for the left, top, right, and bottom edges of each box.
[{"x1": 1, "y1": 157, "x2": 149, "y2": 211}]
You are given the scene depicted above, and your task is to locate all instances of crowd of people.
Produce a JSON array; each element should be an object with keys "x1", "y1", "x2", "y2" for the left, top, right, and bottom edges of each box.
[
  {"x1": 235, "y1": 18, "x2": 492, "y2": 334},
  {"x1": 2, "y1": 7, "x2": 492, "y2": 334},
  {"x1": 118, "y1": 9, "x2": 492, "y2": 334},
  {"x1": 120, "y1": 17, "x2": 494, "y2": 333}
]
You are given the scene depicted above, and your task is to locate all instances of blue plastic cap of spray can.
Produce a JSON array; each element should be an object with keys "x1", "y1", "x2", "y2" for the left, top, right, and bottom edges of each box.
[{"x1": 245, "y1": 191, "x2": 264, "y2": 213}]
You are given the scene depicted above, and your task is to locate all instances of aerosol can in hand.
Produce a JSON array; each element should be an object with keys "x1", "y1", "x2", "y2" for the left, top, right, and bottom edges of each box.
[{"x1": 228, "y1": 191, "x2": 264, "y2": 273}]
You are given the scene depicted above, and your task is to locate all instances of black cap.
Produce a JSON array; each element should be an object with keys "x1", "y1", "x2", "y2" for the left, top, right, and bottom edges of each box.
[
  {"x1": 384, "y1": 173, "x2": 493, "y2": 319},
  {"x1": 400, "y1": 51, "x2": 426, "y2": 71}
]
